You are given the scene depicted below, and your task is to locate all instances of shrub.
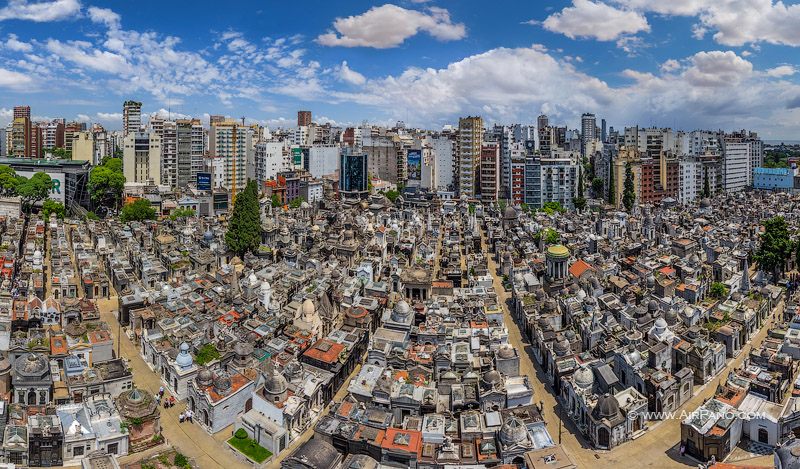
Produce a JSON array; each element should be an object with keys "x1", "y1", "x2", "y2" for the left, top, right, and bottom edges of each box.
[
  {"x1": 235, "y1": 428, "x2": 248, "y2": 439},
  {"x1": 174, "y1": 452, "x2": 190, "y2": 468}
]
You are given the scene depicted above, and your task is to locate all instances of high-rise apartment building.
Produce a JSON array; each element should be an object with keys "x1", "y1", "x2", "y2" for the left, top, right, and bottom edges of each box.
[
  {"x1": 13, "y1": 106, "x2": 30, "y2": 120},
  {"x1": 160, "y1": 121, "x2": 177, "y2": 188},
  {"x1": 43, "y1": 121, "x2": 65, "y2": 150},
  {"x1": 722, "y1": 138, "x2": 750, "y2": 193},
  {"x1": 209, "y1": 120, "x2": 250, "y2": 193},
  {"x1": 581, "y1": 113, "x2": 596, "y2": 158},
  {"x1": 479, "y1": 142, "x2": 500, "y2": 201},
  {"x1": 123, "y1": 132, "x2": 161, "y2": 185},
  {"x1": 122, "y1": 100, "x2": 142, "y2": 137},
  {"x1": 72, "y1": 131, "x2": 95, "y2": 163},
  {"x1": 363, "y1": 135, "x2": 399, "y2": 183},
  {"x1": 339, "y1": 148, "x2": 368, "y2": 199},
  {"x1": 297, "y1": 111, "x2": 312, "y2": 127},
  {"x1": 63, "y1": 122, "x2": 85, "y2": 153},
  {"x1": 457, "y1": 116, "x2": 483, "y2": 198},
  {"x1": 537, "y1": 115, "x2": 549, "y2": 132},
  {"x1": 10, "y1": 106, "x2": 32, "y2": 157},
  {"x1": 176, "y1": 119, "x2": 204, "y2": 187},
  {"x1": 255, "y1": 141, "x2": 289, "y2": 189}
]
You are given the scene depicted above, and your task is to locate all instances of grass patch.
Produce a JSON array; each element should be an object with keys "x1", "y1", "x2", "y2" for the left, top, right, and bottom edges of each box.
[{"x1": 227, "y1": 435, "x2": 272, "y2": 463}]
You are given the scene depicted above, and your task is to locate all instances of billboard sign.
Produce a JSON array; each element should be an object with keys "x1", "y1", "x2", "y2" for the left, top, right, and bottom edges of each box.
[
  {"x1": 196, "y1": 172, "x2": 212, "y2": 191},
  {"x1": 292, "y1": 147, "x2": 302, "y2": 166},
  {"x1": 407, "y1": 149, "x2": 421, "y2": 181},
  {"x1": 16, "y1": 170, "x2": 65, "y2": 203}
]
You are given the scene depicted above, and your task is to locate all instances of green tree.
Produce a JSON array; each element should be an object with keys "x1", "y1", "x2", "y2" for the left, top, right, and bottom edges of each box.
[
  {"x1": 225, "y1": 180, "x2": 261, "y2": 257},
  {"x1": 754, "y1": 216, "x2": 793, "y2": 279},
  {"x1": 542, "y1": 201, "x2": 564, "y2": 216},
  {"x1": 17, "y1": 172, "x2": 52, "y2": 213},
  {"x1": 702, "y1": 169, "x2": 711, "y2": 198},
  {"x1": 86, "y1": 211, "x2": 100, "y2": 221},
  {"x1": 120, "y1": 199, "x2": 156, "y2": 223},
  {"x1": 289, "y1": 197, "x2": 305, "y2": 209},
  {"x1": 89, "y1": 158, "x2": 125, "y2": 210},
  {"x1": 384, "y1": 189, "x2": 400, "y2": 203},
  {"x1": 591, "y1": 177, "x2": 604, "y2": 197},
  {"x1": 41, "y1": 200, "x2": 66, "y2": 220},
  {"x1": 270, "y1": 194, "x2": 280, "y2": 208},
  {"x1": 169, "y1": 207, "x2": 195, "y2": 220},
  {"x1": 577, "y1": 167, "x2": 584, "y2": 199},
  {"x1": 50, "y1": 147, "x2": 71, "y2": 159},
  {"x1": 709, "y1": 282, "x2": 729, "y2": 299},
  {"x1": 607, "y1": 159, "x2": 615, "y2": 204},
  {"x1": 573, "y1": 197, "x2": 586, "y2": 211},
  {"x1": 542, "y1": 228, "x2": 560, "y2": 245},
  {"x1": 0, "y1": 165, "x2": 19, "y2": 196},
  {"x1": 622, "y1": 163, "x2": 636, "y2": 212}
]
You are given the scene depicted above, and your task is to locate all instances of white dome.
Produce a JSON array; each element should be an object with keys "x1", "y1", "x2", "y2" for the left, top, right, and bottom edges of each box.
[
  {"x1": 574, "y1": 365, "x2": 594, "y2": 390},
  {"x1": 260, "y1": 280, "x2": 271, "y2": 292},
  {"x1": 248, "y1": 273, "x2": 259, "y2": 286}
]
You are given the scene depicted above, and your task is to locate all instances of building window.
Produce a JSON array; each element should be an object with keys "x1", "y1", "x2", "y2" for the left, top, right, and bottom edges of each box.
[{"x1": 73, "y1": 446, "x2": 84, "y2": 457}]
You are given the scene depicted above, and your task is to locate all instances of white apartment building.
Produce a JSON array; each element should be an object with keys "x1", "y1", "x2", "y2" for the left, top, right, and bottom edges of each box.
[
  {"x1": 424, "y1": 135, "x2": 453, "y2": 191},
  {"x1": 255, "y1": 141, "x2": 290, "y2": 187},
  {"x1": 308, "y1": 144, "x2": 339, "y2": 178},
  {"x1": 679, "y1": 158, "x2": 701, "y2": 204},
  {"x1": 293, "y1": 126, "x2": 310, "y2": 146},
  {"x1": 123, "y1": 132, "x2": 161, "y2": 185},
  {"x1": 722, "y1": 140, "x2": 750, "y2": 193}
]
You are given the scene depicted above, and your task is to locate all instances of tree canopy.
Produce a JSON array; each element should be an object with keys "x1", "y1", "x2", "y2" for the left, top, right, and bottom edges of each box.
[
  {"x1": 709, "y1": 282, "x2": 729, "y2": 299},
  {"x1": 289, "y1": 196, "x2": 305, "y2": 209},
  {"x1": 0, "y1": 166, "x2": 19, "y2": 196},
  {"x1": 542, "y1": 201, "x2": 565, "y2": 216},
  {"x1": 42, "y1": 200, "x2": 65, "y2": 220},
  {"x1": 622, "y1": 163, "x2": 635, "y2": 212},
  {"x1": 120, "y1": 199, "x2": 156, "y2": 223},
  {"x1": 225, "y1": 180, "x2": 261, "y2": 257},
  {"x1": 17, "y1": 172, "x2": 52, "y2": 212},
  {"x1": 754, "y1": 216, "x2": 793, "y2": 279},
  {"x1": 169, "y1": 207, "x2": 195, "y2": 220},
  {"x1": 89, "y1": 158, "x2": 125, "y2": 210}
]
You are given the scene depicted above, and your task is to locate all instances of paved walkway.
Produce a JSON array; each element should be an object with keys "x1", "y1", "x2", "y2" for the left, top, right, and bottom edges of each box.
[
  {"x1": 96, "y1": 297, "x2": 250, "y2": 469},
  {"x1": 480, "y1": 227, "x2": 782, "y2": 468}
]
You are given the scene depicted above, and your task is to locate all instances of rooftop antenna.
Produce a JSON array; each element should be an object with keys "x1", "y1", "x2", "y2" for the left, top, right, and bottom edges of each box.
[{"x1": 241, "y1": 116, "x2": 246, "y2": 126}]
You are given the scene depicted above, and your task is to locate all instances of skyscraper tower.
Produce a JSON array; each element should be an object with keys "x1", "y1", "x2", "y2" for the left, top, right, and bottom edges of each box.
[
  {"x1": 537, "y1": 114, "x2": 549, "y2": 132},
  {"x1": 457, "y1": 116, "x2": 484, "y2": 198},
  {"x1": 581, "y1": 112, "x2": 596, "y2": 157},
  {"x1": 123, "y1": 100, "x2": 142, "y2": 137},
  {"x1": 297, "y1": 110, "x2": 312, "y2": 127}
]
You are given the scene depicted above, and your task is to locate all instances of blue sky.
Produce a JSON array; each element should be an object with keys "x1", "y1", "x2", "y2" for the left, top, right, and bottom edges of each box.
[{"x1": 0, "y1": 0, "x2": 799, "y2": 138}]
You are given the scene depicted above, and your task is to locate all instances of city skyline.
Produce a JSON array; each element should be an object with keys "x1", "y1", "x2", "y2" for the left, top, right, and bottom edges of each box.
[{"x1": 0, "y1": 0, "x2": 798, "y2": 137}]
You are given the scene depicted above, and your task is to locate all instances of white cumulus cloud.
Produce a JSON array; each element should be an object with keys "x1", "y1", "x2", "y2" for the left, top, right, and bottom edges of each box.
[
  {"x1": 543, "y1": 0, "x2": 650, "y2": 41},
  {"x1": 317, "y1": 4, "x2": 466, "y2": 48},
  {"x1": 0, "y1": 0, "x2": 81, "y2": 22},
  {"x1": 338, "y1": 61, "x2": 366, "y2": 85}
]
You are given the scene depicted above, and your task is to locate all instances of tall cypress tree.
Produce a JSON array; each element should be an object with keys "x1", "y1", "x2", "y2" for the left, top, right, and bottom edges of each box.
[
  {"x1": 607, "y1": 159, "x2": 615, "y2": 205},
  {"x1": 622, "y1": 162, "x2": 636, "y2": 212},
  {"x1": 225, "y1": 180, "x2": 261, "y2": 258},
  {"x1": 702, "y1": 169, "x2": 711, "y2": 198},
  {"x1": 577, "y1": 167, "x2": 584, "y2": 198}
]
